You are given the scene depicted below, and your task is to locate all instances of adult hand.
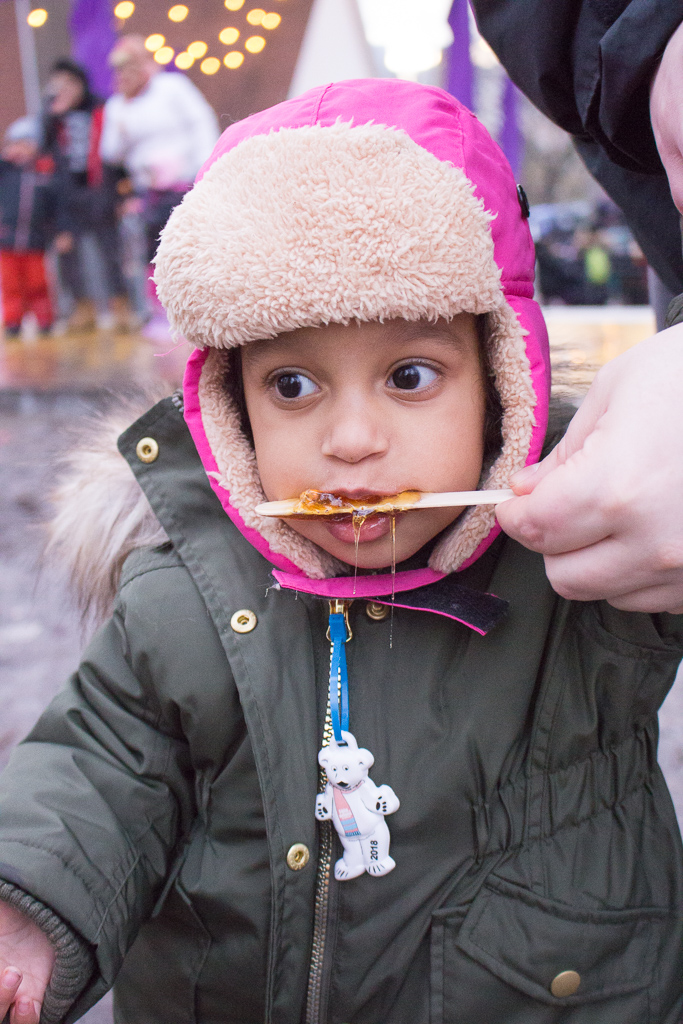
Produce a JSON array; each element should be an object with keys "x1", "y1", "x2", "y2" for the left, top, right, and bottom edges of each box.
[
  {"x1": 0, "y1": 901, "x2": 54, "y2": 1023},
  {"x1": 496, "y1": 325, "x2": 683, "y2": 613},
  {"x1": 650, "y1": 20, "x2": 683, "y2": 212}
]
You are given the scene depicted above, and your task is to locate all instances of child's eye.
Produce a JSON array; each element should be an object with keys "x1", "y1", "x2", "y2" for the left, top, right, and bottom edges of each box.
[
  {"x1": 274, "y1": 373, "x2": 318, "y2": 399},
  {"x1": 389, "y1": 364, "x2": 438, "y2": 391}
]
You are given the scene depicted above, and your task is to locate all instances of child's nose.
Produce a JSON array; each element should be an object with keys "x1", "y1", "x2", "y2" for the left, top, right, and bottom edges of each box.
[{"x1": 320, "y1": 400, "x2": 389, "y2": 464}]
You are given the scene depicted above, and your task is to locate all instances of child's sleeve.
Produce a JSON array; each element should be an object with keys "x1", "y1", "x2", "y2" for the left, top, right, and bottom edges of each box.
[
  {"x1": 0, "y1": 883, "x2": 94, "y2": 1024},
  {"x1": 0, "y1": 560, "x2": 207, "y2": 1019}
]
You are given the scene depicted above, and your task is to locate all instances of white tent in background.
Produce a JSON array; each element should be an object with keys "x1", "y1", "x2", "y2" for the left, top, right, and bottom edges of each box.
[{"x1": 288, "y1": 0, "x2": 375, "y2": 99}]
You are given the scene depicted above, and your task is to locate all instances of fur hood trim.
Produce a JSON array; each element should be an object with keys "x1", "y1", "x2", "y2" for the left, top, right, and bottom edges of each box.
[
  {"x1": 47, "y1": 398, "x2": 167, "y2": 625},
  {"x1": 155, "y1": 120, "x2": 504, "y2": 349}
]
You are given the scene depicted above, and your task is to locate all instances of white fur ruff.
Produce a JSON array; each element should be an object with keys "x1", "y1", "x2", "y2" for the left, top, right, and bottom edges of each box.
[{"x1": 47, "y1": 398, "x2": 168, "y2": 625}]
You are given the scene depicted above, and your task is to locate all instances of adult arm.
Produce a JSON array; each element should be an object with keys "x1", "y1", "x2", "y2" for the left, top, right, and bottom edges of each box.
[
  {"x1": 496, "y1": 323, "x2": 683, "y2": 613},
  {"x1": 470, "y1": 0, "x2": 681, "y2": 173}
]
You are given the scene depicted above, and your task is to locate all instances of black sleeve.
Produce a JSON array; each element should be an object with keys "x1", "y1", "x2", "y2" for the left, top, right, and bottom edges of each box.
[
  {"x1": 471, "y1": 0, "x2": 683, "y2": 294},
  {"x1": 471, "y1": 0, "x2": 682, "y2": 173}
]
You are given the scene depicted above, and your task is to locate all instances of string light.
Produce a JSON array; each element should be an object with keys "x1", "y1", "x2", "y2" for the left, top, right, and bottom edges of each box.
[
  {"x1": 187, "y1": 40, "x2": 208, "y2": 58},
  {"x1": 219, "y1": 27, "x2": 240, "y2": 44},
  {"x1": 135, "y1": 0, "x2": 282, "y2": 78},
  {"x1": 114, "y1": 1, "x2": 135, "y2": 18},
  {"x1": 154, "y1": 45, "x2": 175, "y2": 64},
  {"x1": 145, "y1": 34, "x2": 165, "y2": 52},
  {"x1": 27, "y1": 8, "x2": 47, "y2": 26},
  {"x1": 245, "y1": 34, "x2": 265, "y2": 52}
]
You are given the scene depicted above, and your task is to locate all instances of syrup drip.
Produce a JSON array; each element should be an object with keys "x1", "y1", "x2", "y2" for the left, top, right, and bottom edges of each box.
[
  {"x1": 389, "y1": 512, "x2": 396, "y2": 649},
  {"x1": 351, "y1": 511, "x2": 368, "y2": 596},
  {"x1": 292, "y1": 491, "x2": 411, "y2": 618}
]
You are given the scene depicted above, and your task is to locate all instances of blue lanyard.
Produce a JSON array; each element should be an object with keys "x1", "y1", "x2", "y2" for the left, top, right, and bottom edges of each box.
[{"x1": 328, "y1": 611, "x2": 349, "y2": 743}]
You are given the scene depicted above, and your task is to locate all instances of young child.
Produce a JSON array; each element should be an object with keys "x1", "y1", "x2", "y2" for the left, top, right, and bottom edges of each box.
[
  {"x1": 0, "y1": 117, "x2": 71, "y2": 337},
  {"x1": 0, "y1": 79, "x2": 682, "y2": 1024}
]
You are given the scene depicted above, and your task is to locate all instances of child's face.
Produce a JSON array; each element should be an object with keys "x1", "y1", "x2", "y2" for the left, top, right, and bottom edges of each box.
[
  {"x1": 47, "y1": 71, "x2": 85, "y2": 116},
  {"x1": 241, "y1": 316, "x2": 487, "y2": 569}
]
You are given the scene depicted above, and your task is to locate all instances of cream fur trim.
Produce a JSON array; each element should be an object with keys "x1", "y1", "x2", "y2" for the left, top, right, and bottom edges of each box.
[
  {"x1": 47, "y1": 396, "x2": 168, "y2": 625},
  {"x1": 430, "y1": 304, "x2": 536, "y2": 572},
  {"x1": 156, "y1": 121, "x2": 537, "y2": 575},
  {"x1": 154, "y1": 122, "x2": 503, "y2": 348}
]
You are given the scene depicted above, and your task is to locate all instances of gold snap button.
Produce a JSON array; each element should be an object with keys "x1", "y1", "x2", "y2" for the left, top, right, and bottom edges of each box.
[
  {"x1": 136, "y1": 437, "x2": 159, "y2": 463},
  {"x1": 550, "y1": 970, "x2": 581, "y2": 998},
  {"x1": 286, "y1": 843, "x2": 310, "y2": 871},
  {"x1": 366, "y1": 601, "x2": 389, "y2": 621},
  {"x1": 230, "y1": 609, "x2": 257, "y2": 633}
]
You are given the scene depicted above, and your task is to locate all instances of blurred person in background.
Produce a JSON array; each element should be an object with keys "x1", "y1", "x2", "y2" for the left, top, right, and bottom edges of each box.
[
  {"x1": 100, "y1": 35, "x2": 219, "y2": 325},
  {"x1": 0, "y1": 117, "x2": 72, "y2": 339},
  {"x1": 43, "y1": 59, "x2": 124, "y2": 332},
  {"x1": 574, "y1": 226, "x2": 611, "y2": 306}
]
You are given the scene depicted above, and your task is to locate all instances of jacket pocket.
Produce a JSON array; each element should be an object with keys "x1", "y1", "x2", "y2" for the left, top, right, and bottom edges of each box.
[{"x1": 430, "y1": 878, "x2": 668, "y2": 1024}]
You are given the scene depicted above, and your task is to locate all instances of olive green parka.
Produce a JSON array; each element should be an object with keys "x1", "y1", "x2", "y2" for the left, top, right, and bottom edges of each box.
[{"x1": 1, "y1": 396, "x2": 683, "y2": 1024}]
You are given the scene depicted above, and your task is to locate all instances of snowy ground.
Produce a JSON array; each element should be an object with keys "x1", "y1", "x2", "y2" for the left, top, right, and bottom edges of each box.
[{"x1": 1, "y1": 390, "x2": 683, "y2": 1024}]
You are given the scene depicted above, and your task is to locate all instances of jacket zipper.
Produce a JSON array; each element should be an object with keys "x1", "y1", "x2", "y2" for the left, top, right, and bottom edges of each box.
[{"x1": 305, "y1": 600, "x2": 352, "y2": 1024}]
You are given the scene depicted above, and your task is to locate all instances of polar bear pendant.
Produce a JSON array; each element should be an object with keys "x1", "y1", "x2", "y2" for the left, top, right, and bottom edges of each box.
[{"x1": 315, "y1": 730, "x2": 400, "y2": 880}]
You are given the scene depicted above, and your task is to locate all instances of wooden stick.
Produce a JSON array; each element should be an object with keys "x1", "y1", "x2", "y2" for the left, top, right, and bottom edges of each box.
[{"x1": 254, "y1": 489, "x2": 514, "y2": 518}]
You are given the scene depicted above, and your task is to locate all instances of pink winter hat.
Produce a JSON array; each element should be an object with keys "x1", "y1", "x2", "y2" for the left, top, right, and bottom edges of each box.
[{"x1": 154, "y1": 79, "x2": 549, "y2": 582}]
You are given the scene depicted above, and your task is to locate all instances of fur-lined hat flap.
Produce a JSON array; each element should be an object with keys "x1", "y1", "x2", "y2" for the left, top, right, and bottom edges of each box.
[{"x1": 155, "y1": 79, "x2": 550, "y2": 585}]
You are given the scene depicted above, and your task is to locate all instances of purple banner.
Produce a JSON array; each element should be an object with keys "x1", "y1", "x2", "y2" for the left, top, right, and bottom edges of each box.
[
  {"x1": 500, "y1": 76, "x2": 522, "y2": 177},
  {"x1": 446, "y1": 0, "x2": 473, "y2": 111},
  {"x1": 70, "y1": 0, "x2": 117, "y2": 99}
]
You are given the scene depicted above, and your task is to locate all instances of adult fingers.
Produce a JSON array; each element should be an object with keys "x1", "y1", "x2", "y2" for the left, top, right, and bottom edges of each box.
[
  {"x1": 542, "y1": 538, "x2": 683, "y2": 606},
  {"x1": 0, "y1": 968, "x2": 40, "y2": 1024},
  {"x1": 10, "y1": 995, "x2": 41, "y2": 1024},
  {"x1": 606, "y1": 584, "x2": 683, "y2": 615},
  {"x1": 509, "y1": 366, "x2": 609, "y2": 499},
  {"x1": 496, "y1": 451, "x2": 619, "y2": 555},
  {"x1": 0, "y1": 966, "x2": 21, "y2": 1018}
]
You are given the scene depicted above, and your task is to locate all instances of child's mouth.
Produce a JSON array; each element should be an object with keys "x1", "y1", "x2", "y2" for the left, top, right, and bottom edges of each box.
[
  {"x1": 324, "y1": 512, "x2": 393, "y2": 545},
  {"x1": 290, "y1": 489, "x2": 420, "y2": 517},
  {"x1": 286, "y1": 489, "x2": 417, "y2": 546}
]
